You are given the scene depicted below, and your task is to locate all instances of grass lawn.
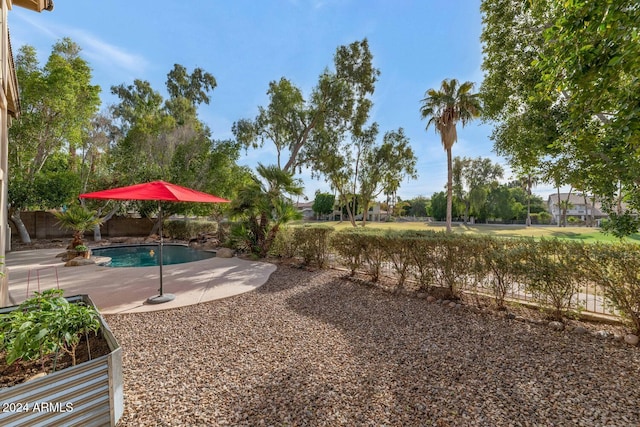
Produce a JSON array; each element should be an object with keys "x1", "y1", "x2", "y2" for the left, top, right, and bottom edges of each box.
[{"x1": 297, "y1": 220, "x2": 640, "y2": 243}]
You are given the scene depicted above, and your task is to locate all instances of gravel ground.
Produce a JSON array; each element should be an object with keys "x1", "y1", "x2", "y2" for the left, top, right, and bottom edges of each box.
[{"x1": 106, "y1": 265, "x2": 640, "y2": 426}]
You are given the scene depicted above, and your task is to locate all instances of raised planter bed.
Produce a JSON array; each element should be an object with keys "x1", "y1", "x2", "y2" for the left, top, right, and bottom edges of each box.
[{"x1": 0, "y1": 295, "x2": 123, "y2": 427}]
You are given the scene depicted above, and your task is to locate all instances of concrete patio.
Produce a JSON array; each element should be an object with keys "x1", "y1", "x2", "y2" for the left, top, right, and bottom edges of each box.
[{"x1": 4, "y1": 248, "x2": 277, "y2": 314}]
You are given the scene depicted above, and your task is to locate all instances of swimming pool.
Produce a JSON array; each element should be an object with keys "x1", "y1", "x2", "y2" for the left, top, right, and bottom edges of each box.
[{"x1": 91, "y1": 244, "x2": 216, "y2": 267}]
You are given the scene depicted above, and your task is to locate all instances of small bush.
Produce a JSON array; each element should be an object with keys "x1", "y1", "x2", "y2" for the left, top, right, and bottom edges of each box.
[
  {"x1": 381, "y1": 231, "x2": 414, "y2": 288},
  {"x1": 582, "y1": 243, "x2": 640, "y2": 333},
  {"x1": 293, "y1": 225, "x2": 334, "y2": 268},
  {"x1": 515, "y1": 238, "x2": 584, "y2": 320},
  {"x1": 269, "y1": 226, "x2": 297, "y2": 258},
  {"x1": 475, "y1": 236, "x2": 524, "y2": 309},
  {"x1": 331, "y1": 229, "x2": 366, "y2": 276}
]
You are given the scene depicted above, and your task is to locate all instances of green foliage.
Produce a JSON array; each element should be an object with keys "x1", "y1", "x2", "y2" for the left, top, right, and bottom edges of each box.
[
  {"x1": 268, "y1": 226, "x2": 297, "y2": 258},
  {"x1": 475, "y1": 236, "x2": 523, "y2": 308},
  {"x1": 420, "y1": 78, "x2": 482, "y2": 232},
  {"x1": 582, "y1": 243, "x2": 640, "y2": 334},
  {"x1": 53, "y1": 204, "x2": 103, "y2": 248},
  {"x1": 163, "y1": 219, "x2": 218, "y2": 240},
  {"x1": 229, "y1": 164, "x2": 303, "y2": 257},
  {"x1": 331, "y1": 229, "x2": 366, "y2": 276},
  {"x1": 0, "y1": 290, "x2": 101, "y2": 371},
  {"x1": 515, "y1": 238, "x2": 584, "y2": 320},
  {"x1": 380, "y1": 231, "x2": 415, "y2": 288},
  {"x1": 312, "y1": 193, "x2": 335, "y2": 217},
  {"x1": 292, "y1": 225, "x2": 334, "y2": 268},
  {"x1": 601, "y1": 212, "x2": 640, "y2": 240}
]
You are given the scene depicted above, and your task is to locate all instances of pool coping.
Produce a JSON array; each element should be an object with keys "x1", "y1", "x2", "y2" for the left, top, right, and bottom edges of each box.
[{"x1": 4, "y1": 248, "x2": 277, "y2": 315}]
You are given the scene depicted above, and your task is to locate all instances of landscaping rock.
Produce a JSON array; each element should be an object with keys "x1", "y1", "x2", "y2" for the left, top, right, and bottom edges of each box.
[
  {"x1": 573, "y1": 326, "x2": 588, "y2": 335},
  {"x1": 448, "y1": 302, "x2": 457, "y2": 309},
  {"x1": 416, "y1": 293, "x2": 428, "y2": 299},
  {"x1": 624, "y1": 334, "x2": 639, "y2": 346},
  {"x1": 426, "y1": 296, "x2": 436, "y2": 303},
  {"x1": 105, "y1": 266, "x2": 640, "y2": 427},
  {"x1": 65, "y1": 257, "x2": 96, "y2": 267},
  {"x1": 549, "y1": 321, "x2": 564, "y2": 331},
  {"x1": 595, "y1": 330, "x2": 610, "y2": 339},
  {"x1": 215, "y1": 248, "x2": 234, "y2": 258}
]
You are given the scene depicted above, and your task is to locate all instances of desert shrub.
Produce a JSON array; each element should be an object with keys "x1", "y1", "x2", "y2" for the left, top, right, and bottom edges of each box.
[
  {"x1": 515, "y1": 238, "x2": 584, "y2": 320},
  {"x1": 331, "y1": 229, "x2": 367, "y2": 276},
  {"x1": 421, "y1": 233, "x2": 477, "y2": 298},
  {"x1": 406, "y1": 232, "x2": 440, "y2": 291},
  {"x1": 269, "y1": 226, "x2": 297, "y2": 258},
  {"x1": 582, "y1": 243, "x2": 640, "y2": 333},
  {"x1": 358, "y1": 231, "x2": 388, "y2": 282},
  {"x1": 164, "y1": 219, "x2": 217, "y2": 240},
  {"x1": 475, "y1": 236, "x2": 525, "y2": 308},
  {"x1": 381, "y1": 231, "x2": 414, "y2": 288},
  {"x1": 293, "y1": 225, "x2": 334, "y2": 267}
]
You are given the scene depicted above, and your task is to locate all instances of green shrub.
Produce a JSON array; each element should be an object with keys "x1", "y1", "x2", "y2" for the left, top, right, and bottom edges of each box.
[
  {"x1": 163, "y1": 219, "x2": 218, "y2": 240},
  {"x1": 515, "y1": 238, "x2": 584, "y2": 320},
  {"x1": 407, "y1": 232, "x2": 439, "y2": 291},
  {"x1": 381, "y1": 231, "x2": 414, "y2": 288},
  {"x1": 358, "y1": 231, "x2": 388, "y2": 282},
  {"x1": 475, "y1": 236, "x2": 524, "y2": 308},
  {"x1": 0, "y1": 289, "x2": 101, "y2": 372},
  {"x1": 331, "y1": 229, "x2": 366, "y2": 276},
  {"x1": 269, "y1": 226, "x2": 297, "y2": 258},
  {"x1": 293, "y1": 225, "x2": 334, "y2": 268},
  {"x1": 582, "y1": 243, "x2": 640, "y2": 333}
]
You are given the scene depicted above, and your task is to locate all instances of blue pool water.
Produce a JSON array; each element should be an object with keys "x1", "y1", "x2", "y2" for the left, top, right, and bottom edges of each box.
[{"x1": 91, "y1": 244, "x2": 216, "y2": 268}]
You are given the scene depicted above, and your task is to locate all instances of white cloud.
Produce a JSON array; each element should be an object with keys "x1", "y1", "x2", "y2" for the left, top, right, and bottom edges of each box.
[{"x1": 12, "y1": 11, "x2": 147, "y2": 77}]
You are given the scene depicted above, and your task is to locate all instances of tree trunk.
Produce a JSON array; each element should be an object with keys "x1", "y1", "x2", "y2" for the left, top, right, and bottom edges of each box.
[
  {"x1": 361, "y1": 201, "x2": 369, "y2": 227},
  {"x1": 10, "y1": 209, "x2": 31, "y2": 244},
  {"x1": 446, "y1": 147, "x2": 453, "y2": 233},
  {"x1": 526, "y1": 175, "x2": 532, "y2": 227},
  {"x1": 556, "y1": 187, "x2": 561, "y2": 227}
]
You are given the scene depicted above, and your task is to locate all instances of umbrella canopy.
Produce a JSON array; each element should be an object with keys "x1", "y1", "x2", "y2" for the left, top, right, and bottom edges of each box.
[
  {"x1": 79, "y1": 180, "x2": 230, "y2": 203},
  {"x1": 79, "y1": 180, "x2": 230, "y2": 304}
]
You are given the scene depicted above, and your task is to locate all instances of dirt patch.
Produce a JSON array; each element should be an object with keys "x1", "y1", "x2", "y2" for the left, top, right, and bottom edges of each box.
[{"x1": 0, "y1": 332, "x2": 112, "y2": 388}]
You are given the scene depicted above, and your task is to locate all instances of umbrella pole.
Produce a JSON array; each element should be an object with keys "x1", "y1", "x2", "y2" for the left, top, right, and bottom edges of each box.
[{"x1": 147, "y1": 204, "x2": 175, "y2": 304}]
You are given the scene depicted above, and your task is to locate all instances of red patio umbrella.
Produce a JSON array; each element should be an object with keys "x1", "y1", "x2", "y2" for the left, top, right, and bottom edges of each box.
[{"x1": 80, "y1": 180, "x2": 230, "y2": 304}]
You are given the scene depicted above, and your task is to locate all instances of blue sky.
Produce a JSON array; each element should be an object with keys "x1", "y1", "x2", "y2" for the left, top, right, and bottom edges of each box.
[{"x1": 10, "y1": 0, "x2": 556, "y2": 201}]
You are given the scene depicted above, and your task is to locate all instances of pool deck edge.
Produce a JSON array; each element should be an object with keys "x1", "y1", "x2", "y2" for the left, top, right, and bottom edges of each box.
[{"x1": 4, "y1": 248, "x2": 277, "y2": 314}]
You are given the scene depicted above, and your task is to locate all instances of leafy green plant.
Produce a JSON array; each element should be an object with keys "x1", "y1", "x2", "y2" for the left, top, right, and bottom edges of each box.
[
  {"x1": 53, "y1": 204, "x2": 103, "y2": 249},
  {"x1": 476, "y1": 236, "x2": 523, "y2": 309},
  {"x1": 515, "y1": 238, "x2": 584, "y2": 320},
  {"x1": 0, "y1": 289, "x2": 101, "y2": 372},
  {"x1": 582, "y1": 243, "x2": 640, "y2": 333},
  {"x1": 293, "y1": 225, "x2": 334, "y2": 268},
  {"x1": 331, "y1": 229, "x2": 366, "y2": 276},
  {"x1": 75, "y1": 244, "x2": 89, "y2": 252}
]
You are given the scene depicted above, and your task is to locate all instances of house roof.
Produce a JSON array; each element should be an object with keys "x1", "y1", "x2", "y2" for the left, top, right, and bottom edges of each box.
[{"x1": 547, "y1": 193, "x2": 598, "y2": 205}]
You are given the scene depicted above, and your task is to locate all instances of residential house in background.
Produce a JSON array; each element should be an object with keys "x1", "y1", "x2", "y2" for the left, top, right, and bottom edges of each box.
[
  {"x1": 294, "y1": 201, "x2": 315, "y2": 220},
  {"x1": 546, "y1": 193, "x2": 606, "y2": 225},
  {"x1": 0, "y1": 0, "x2": 54, "y2": 307}
]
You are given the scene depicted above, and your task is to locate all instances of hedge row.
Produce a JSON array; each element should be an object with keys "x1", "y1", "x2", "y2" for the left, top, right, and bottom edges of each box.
[{"x1": 269, "y1": 227, "x2": 640, "y2": 332}]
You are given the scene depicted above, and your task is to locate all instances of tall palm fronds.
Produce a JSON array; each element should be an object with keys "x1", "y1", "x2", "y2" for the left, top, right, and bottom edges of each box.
[{"x1": 420, "y1": 79, "x2": 481, "y2": 232}]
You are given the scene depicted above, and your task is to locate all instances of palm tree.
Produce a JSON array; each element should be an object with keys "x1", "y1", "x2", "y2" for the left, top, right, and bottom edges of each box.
[
  {"x1": 52, "y1": 204, "x2": 103, "y2": 249},
  {"x1": 230, "y1": 163, "x2": 303, "y2": 257},
  {"x1": 420, "y1": 79, "x2": 481, "y2": 232}
]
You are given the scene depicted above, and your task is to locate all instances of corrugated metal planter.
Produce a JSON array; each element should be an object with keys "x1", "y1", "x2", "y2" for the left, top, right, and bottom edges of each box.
[{"x1": 0, "y1": 295, "x2": 123, "y2": 427}]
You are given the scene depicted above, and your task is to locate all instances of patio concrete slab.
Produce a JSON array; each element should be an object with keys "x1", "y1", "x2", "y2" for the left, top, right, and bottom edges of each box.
[{"x1": 4, "y1": 248, "x2": 276, "y2": 314}]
